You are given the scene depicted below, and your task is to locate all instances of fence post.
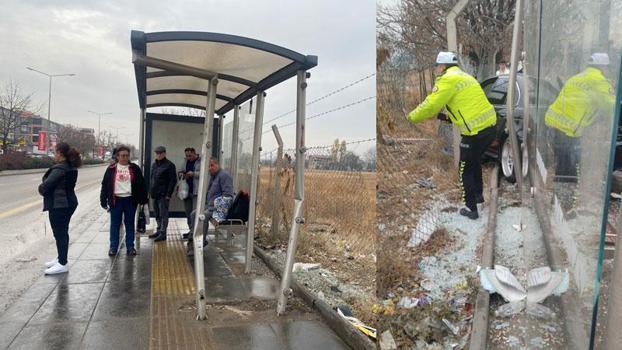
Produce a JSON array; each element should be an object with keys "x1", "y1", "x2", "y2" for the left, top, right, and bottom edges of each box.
[{"x1": 271, "y1": 125, "x2": 284, "y2": 239}]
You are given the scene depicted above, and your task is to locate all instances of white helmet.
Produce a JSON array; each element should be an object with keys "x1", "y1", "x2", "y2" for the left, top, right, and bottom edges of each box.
[
  {"x1": 436, "y1": 51, "x2": 458, "y2": 65},
  {"x1": 588, "y1": 52, "x2": 610, "y2": 66}
]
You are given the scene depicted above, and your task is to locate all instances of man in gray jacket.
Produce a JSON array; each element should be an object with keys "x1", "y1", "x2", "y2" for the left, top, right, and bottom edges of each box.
[
  {"x1": 180, "y1": 147, "x2": 201, "y2": 239},
  {"x1": 187, "y1": 156, "x2": 234, "y2": 256}
]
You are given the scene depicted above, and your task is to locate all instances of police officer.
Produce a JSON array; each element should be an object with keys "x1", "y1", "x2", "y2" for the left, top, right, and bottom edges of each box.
[{"x1": 407, "y1": 51, "x2": 497, "y2": 219}]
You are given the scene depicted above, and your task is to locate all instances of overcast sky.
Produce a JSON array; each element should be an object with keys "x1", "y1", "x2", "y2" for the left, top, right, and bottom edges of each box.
[{"x1": 0, "y1": 0, "x2": 375, "y2": 155}]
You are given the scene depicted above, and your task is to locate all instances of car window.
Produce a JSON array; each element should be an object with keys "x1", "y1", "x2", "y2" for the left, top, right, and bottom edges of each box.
[{"x1": 482, "y1": 77, "x2": 509, "y2": 105}]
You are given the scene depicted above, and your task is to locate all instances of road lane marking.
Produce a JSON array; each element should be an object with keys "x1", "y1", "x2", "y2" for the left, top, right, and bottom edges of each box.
[{"x1": 0, "y1": 180, "x2": 101, "y2": 220}]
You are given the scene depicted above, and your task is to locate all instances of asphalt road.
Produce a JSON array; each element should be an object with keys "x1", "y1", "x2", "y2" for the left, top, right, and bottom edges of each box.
[
  {"x1": 0, "y1": 164, "x2": 109, "y2": 314},
  {"x1": 0, "y1": 165, "x2": 107, "y2": 216}
]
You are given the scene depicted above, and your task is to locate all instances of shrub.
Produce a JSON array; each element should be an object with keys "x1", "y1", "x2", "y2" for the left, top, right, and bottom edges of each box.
[
  {"x1": 0, "y1": 152, "x2": 54, "y2": 170},
  {"x1": 82, "y1": 158, "x2": 106, "y2": 166},
  {"x1": 22, "y1": 156, "x2": 54, "y2": 169}
]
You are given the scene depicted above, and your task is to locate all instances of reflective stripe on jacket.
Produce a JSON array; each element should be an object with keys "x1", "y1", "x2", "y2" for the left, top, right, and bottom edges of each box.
[
  {"x1": 408, "y1": 66, "x2": 496, "y2": 136},
  {"x1": 545, "y1": 67, "x2": 615, "y2": 137}
]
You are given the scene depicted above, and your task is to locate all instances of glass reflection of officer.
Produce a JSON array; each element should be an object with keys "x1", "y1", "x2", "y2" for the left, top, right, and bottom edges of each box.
[
  {"x1": 406, "y1": 51, "x2": 497, "y2": 220},
  {"x1": 545, "y1": 53, "x2": 615, "y2": 213},
  {"x1": 545, "y1": 53, "x2": 615, "y2": 184}
]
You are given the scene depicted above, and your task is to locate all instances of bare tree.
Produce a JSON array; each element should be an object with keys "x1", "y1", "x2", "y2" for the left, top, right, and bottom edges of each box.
[
  {"x1": 0, "y1": 81, "x2": 35, "y2": 154},
  {"x1": 57, "y1": 125, "x2": 96, "y2": 156},
  {"x1": 378, "y1": 0, "x2": 516, "y2": 79}
]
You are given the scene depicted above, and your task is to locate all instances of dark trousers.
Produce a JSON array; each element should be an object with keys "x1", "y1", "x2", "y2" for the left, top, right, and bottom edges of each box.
[
  {"x1": 183, "y1": 195, "x2": 197, "y2": 232},
  {"x1": 459, "y1": 126, "x2": 496, "y2": 212},
  {"x1": 109, "y1": 196, "x2": 137, "y2": 251},
  {"x1": 153, "y1": 197, "x2": 170, "y2": 236},
  {"x1": 188, "y1": 209, "x2": 212, "y2": 244},
  {"x1": 49, "y1": 206, "x2": 77, "y2": 265},
  {"x1": 550, "y1": 127, "x2": 580, "y2": 180}
]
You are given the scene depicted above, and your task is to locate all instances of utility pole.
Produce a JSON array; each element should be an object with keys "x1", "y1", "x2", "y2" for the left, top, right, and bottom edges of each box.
[
  {"x1": 26, "y1": 67, "x2": 75, "y2": 153},
  {"x1": 88, "y1": 110, "x2": 112, "y2": 157}
]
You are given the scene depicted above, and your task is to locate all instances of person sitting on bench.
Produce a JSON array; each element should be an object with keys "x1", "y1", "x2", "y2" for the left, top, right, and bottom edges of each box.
[{"x1": 186, "y1": 157, "x2": 234, "y2": 255}]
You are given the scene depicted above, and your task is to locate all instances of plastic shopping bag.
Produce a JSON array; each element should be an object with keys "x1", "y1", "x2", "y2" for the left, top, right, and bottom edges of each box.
[{"x1": 176, "y1": 174, "x2": 189, "y2": 200}]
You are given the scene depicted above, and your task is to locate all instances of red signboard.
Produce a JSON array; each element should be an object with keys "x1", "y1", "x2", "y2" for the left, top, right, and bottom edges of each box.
[{"x1": 38, "y1": 131, "x2": 46, "y2": 151}]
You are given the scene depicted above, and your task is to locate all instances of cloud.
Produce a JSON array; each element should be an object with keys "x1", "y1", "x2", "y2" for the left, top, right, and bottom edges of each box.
[{"x1": 1, "y1": 0, "x2": 375, "y2": 152}]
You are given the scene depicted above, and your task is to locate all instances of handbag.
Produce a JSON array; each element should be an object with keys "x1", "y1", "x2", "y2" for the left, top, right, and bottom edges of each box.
[
  {"x1": 176, "y1": 173, "x2": 189, "y2": 200},
  {"x1": 136, "y1": 205, "x2": 146, "y2": 233}
]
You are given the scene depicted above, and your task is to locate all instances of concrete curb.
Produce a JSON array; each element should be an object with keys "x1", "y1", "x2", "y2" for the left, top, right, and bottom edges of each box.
[
  {"x1": 0, "y1": 163, "x2": 107, "y2": 177},
  {"x1": 469, "y1": 164, "x2": 499, "y2": 350},
  {"x1": 253, "y1": 244, "x2": 376, "y2": 350}
]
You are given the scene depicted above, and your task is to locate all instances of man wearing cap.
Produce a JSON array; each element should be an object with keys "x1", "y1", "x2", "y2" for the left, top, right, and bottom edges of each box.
[
  {"x1": 406, "y1": 51, "x2": 497, "y2": 220},
  {"x1": 149, "y1": 146, "x2": 177, "y2": 241}
]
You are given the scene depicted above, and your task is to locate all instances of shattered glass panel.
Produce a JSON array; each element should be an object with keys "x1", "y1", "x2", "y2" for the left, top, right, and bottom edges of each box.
[{"x1": 522, "y1": 0, "x2": 622, "y2": 348}]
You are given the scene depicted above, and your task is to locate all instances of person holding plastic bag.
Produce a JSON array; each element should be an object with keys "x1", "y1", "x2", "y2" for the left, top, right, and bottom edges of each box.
[
  {"x1": 179, "y1": 147, "x2": 201, "y2": 240},
  {"x1": 38, "y1": 142, "x2": 81, "y2": 275},
  {"x1": 100, "y1": 145, "x2": 148, "y2": 256}
]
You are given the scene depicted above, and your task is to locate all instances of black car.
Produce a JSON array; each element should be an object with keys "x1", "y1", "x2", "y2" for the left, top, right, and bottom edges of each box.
[{"x1": 480, "y1": 73, "x2": 558, "y2": 182}]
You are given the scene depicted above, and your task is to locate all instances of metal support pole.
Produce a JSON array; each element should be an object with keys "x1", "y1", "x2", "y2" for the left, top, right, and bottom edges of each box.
[
  {"x1": 446, "y1": 0, "x2": 470, "y2": 167},
  {"x1": 602, "y1": 50, "x2": 622, "y2": 350},
  {"x1": 245, "y1": 92, "x2": 266, "y2": 274},
  {"x1": 231, "y1": 106, "x2": 240, "y2": 192},
  {"x1": 277, "y1": 70, "x2": 307, "y2": 315},
  {"x1": 139, "y1": 108, "x2": 146, "y2": 170},
  {"x1": 506, "y1": 0, "x2": 524, "y2": 201},
  {"x1": 136, "y1": 108, "x2": 146, "y2": 251},
  {"x1": 271, "y1": 125, "x2": 284, "y2": 239},
  {"x1": 218, "y1": 115, "x2": 225, "y2": 161},
  {"x1": 192, "y1": 77, "x2": 218, "y2": 321}
]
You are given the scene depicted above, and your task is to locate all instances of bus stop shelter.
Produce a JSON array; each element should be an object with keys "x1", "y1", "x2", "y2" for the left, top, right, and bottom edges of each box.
[{"x1": 130, "y1": 30, "x2": 317, "y2": 319}]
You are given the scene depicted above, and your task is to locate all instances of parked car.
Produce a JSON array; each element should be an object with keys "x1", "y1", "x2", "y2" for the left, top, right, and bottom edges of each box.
[{"x1": 480, "y1": 73, "x2": 558, "y2": 182}]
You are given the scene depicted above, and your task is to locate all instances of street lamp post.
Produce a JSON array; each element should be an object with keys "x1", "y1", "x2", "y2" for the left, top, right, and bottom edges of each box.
[
  {"x1": 88, "y1": 110, "x2": 112, "y2": 157},
  {"x1": 26, "y1": 67, "x2": 75, "y2": 154}
]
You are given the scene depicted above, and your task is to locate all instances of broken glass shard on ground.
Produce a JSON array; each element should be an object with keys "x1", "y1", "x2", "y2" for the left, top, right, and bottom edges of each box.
[{"x1": 480, "y1": 265, "x2": 569, "y2": 306}]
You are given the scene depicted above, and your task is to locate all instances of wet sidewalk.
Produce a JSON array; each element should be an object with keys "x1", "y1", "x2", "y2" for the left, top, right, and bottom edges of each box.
[{"x1": 0, "y1": 214, "x2": 349, "y2": 349}]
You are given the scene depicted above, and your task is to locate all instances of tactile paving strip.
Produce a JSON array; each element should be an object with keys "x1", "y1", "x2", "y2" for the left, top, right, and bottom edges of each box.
[{"x1": 150, "y1": 233, "x2": 212, "y2": 349}]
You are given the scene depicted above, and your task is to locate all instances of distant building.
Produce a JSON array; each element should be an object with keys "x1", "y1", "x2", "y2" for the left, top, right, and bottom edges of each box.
[{"x1": 0, "y1": 107, "x2": 64, "y2": 153}]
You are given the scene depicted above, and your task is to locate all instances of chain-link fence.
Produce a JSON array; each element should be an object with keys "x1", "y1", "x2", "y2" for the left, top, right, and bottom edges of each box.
[{"x1": 255, "y1": 139, "x2": 376, "y2": 257}]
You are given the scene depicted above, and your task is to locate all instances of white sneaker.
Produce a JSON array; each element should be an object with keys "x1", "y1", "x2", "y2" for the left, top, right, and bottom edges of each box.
[
  {"x1": 44, "y1": 257, "x2": 58, "y2": 268},
  {"x1": 44, "y1": 262, "x2": 68, "y2": 275}
]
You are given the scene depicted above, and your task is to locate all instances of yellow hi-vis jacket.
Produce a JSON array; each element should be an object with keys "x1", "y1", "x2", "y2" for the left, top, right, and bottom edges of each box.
[
  {"x1": 545, "y1": 67, "x2": 615, "y2": 137},
  {"x1": 407, "y1": 66, "x2": 496, "y2": 136}
]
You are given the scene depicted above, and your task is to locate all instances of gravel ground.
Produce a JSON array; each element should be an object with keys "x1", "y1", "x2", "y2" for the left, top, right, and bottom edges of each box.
[
  {"x1": 261, "y1": 247, "x2": 374, "y2": 321},
  {"x1": 488, "y1": 204, "x2": 566, "y2": 349}
]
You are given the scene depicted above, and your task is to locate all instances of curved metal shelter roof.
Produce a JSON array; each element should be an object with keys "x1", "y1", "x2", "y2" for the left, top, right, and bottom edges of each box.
[{"x1": 131, "y1": 30, "x2": 318, "y2": 115}]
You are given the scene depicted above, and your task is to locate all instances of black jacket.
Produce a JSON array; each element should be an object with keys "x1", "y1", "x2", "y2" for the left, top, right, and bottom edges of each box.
[
  {"x1": 100, "y1": 162, "x2": 148, "y2": 208},
  {"x1": 150, "y1": 157, "x2": 177, "y2": 199},
  {"x1": 38, "y1": 161, "x2": 78, "y2": 211}
]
